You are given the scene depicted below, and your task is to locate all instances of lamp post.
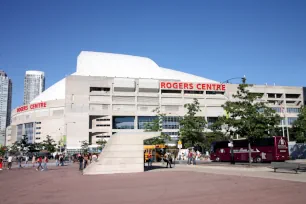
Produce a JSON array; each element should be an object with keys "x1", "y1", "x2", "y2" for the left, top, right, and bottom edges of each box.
[
  {"x1": 65, "y1": 122, "x2": 76, "y2": 154},
  {"x1": 221, "y1": 76, "x2": 246, "y2": 165}
]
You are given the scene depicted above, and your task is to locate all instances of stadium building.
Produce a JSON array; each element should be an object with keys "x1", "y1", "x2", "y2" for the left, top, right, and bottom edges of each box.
[{"x1": 6, "y1": 51, "x2": 304, "y2": 152}]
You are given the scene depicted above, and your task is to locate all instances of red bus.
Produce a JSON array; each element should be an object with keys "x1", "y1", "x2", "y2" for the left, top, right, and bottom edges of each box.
[{"x1": 210, "y1": 136, "x2": 289, "y2": 163}]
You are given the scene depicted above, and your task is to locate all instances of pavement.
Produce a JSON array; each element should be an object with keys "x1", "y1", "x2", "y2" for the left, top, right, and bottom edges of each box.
[
  {"x1": 149, "y1": 163, "x2": 306, "y2": 183},
  {"x1": 0, "y1": 163, "x2": 306, "y2": 204}
]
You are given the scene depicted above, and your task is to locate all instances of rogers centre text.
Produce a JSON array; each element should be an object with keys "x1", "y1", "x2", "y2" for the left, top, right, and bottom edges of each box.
[
  {"x1": 17, "y1": 102, "x2": 47, "y2": 113},
  {"x1": 160, "y1": 82, "x2": 226, "y2": 91}
]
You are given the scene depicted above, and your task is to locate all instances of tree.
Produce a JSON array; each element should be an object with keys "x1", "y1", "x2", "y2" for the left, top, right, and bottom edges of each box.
[
  {"x1": 28, "y1": 142, "x2": 43, "y2": 153},
  {"x1": 218, "y1": 78, "x2": 280, "y2": 164},
  {"x1": 42, "y1": 135, "x2": 57, "y2": 153},
  {"x1": 8, "y1": 142, "x2": 20, "y2": 155},
  {"x1": 144, "y1": 108, "x2": 171, "y2": 145},
  {"x1": 80, "y1": 140, "x2": 89, "y2": 154},
  {"x1": 0, "y1": 145, "x2": 8, "y2": 156},
  {"x1": 179, "y1": 98, "x2": 207, "y2": 148},
  {"x1": 96, "y1": 139, "x2": 107, "y2": 150},
  {"x1": 292, "y1": 106, "x2": 306, "y2": 143}
]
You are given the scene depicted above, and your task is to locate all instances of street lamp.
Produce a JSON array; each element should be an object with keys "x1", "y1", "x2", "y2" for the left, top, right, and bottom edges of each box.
[
  {"x1": 221, "y1": 76, "x2": 246, "y2": 165},
  {"x1": 64, "y1": 122, "x2": 76, "y2": 154}
]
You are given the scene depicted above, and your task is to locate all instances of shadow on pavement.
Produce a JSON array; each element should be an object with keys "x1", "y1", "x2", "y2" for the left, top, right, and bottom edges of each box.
[{"x1": 144, "y1": 165, "x2": 174, "y2": 172}]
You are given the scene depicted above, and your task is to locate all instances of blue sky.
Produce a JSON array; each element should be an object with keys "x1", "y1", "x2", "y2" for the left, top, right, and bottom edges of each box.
[{"x1": 1, "y1": 0, "x2": 306, "y2": 109}]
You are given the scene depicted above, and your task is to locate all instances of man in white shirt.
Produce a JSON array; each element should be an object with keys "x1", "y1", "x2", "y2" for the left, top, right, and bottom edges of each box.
[
  {"x1": 24, "y1": 155, "x2": 29, "y2": 167},
  {"x1": 7, "y1": 155, "x2": 13, "y2": 170}
]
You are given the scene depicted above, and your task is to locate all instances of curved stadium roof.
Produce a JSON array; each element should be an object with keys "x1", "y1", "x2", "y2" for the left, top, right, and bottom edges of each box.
[{"x1": 31, "y1": 51, "x2": 218, "y2": 103}]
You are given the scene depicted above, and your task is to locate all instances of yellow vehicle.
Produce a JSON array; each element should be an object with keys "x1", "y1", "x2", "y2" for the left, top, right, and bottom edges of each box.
[{"x1": 144, "y1": 144, "x2": 168, "y2": 162}]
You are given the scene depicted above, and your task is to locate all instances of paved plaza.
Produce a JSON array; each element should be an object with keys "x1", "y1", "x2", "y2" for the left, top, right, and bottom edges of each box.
[{"x1": 0, "y1": 163, "x2": 306, "y2": 204}]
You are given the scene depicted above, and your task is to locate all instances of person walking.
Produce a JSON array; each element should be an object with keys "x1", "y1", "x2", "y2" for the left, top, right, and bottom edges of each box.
[
  {"x1": 147, "y1": 151, "x2": 152, "y2": 167},
  {"x1": 42, "y1": 156, "x2": 48, "y2": 171},
  {"x1": 0, "y1": 156, "x2": 3, "y2": 170},
  {"x1": 24, "y1": 155, "x2": 29, "y2": 167},
  {"x1": 59, "y1": 155, "x2": 64, "y2": 166},
  {"x1": 36, "y1": 157, "x2": 43, "y2": 171},
  {"x1": 78, "y1": 154, "x2": 84, "y2": 171},
  {"x1": 32, "y1": 155, "x2": 36, "y2": 167},
  {"x1": 192, "y1": 151, "x2": 196, "y2": 165},
  {"x1": 7, "y1": 155, "x2": 13, "y2": 170},
  {"x1": 165, "y1": 153, "x2": 172, "y2": 168},
  {"x1": 55, "y1": 154, "x2": 59, "y2": 166},
  {"x1": 188, "y1": 151, "x2": 193, "y2": 165},
  {"x1": 84, "y1": 154, "x2": 89, "y2": 169},
  {"x1": 17, "y1": 155, "x2": 23, "y2": 168}
]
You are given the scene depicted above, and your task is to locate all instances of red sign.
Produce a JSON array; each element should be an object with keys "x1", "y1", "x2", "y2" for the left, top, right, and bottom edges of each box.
[
  {"x1": 17, "y1": 102, "x2": 47, "y2": 113},
  {"x1": 160, "y1": 81, "x2": 226, "y2": 91}
]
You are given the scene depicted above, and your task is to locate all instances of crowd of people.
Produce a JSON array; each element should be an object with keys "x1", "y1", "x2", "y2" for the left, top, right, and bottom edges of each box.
[
  {"x1": 178, "y1": 149, "x2": 202, "y2": 165},
  {"x1": 0, "y1": 154, "x2": 51, "y2": 171},
  {"x1": 74, "y1": 153, "x2": 99, "y2": 171},
  {"x1": 0, "y1": 152, "x2": 100, "y2": 172}
]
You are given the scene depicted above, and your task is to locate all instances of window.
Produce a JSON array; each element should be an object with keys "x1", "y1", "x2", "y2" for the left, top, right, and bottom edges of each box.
[
  {"x1": 96, "y1": 124, "x2": 110, "y2": 127},
  {"x1": 207, "y1": 117, "x2": 218, "y2": 127},
  {"x1": 90, "y1": 87, "x2": 110, "y2": 92},
  {"x1": 36, "y1": 132, "x2": 41, "y2": 134},
  {"x1": 163, "y1": 132, "x2": 179, "y2": 137},
  {"x1": 36, "y1": 122, "x2": 41, "y2": 124},
  {"x1": 271, "y1": 107, "x2": 282, "y2": 113},
  {"x1": 162, "y1": 116, "x2": 180, "y2": 129},
  {"x1": 96, "y1": 118, "x2": 110, "y2": 121},
  {"x1": 36, "y1": 127, "x2": 41, "y2": 129},
  {"x1": 24, "y1": 123, "x2": 34, "y2": 143},
  {"x1": 288, "y1": 117, "x2": 298, "y2": 125},
  {"x1": 184, "y1": 90, "x2": 204, "y2": 94},
  {"x1": 161, "y1": 90, "x2": 181, "y2": 94},
  {"x1": 36, "y1": 137, "x2": 41, "y2": 140},
  {"x1": 113, "y1": 116, "x2": 135, "y2": 129},
  {"x1": 206, "y1": 91, "x2": 224, "y2": 95},
  {"x1": 286, "y1": 94, "x2": 300, "y2": 99},
  {"x1": 287, "y1": 108, "x2": 300, "y2": 113},
  {"x1": 138, "y1": 116, "x2": 158, "y2": 129},
  {"x1": 96, "y1": 135, "x2": 110, "y2": 138}
]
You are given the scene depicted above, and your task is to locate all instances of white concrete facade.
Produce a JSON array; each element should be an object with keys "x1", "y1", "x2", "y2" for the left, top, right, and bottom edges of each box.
[{"x1": 7, "y1": 52, "x2": 304, "y2": 151}]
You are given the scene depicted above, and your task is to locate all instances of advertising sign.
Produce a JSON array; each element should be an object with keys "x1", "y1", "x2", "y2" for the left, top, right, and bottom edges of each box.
[
  {"x1": 17, "y1": 102, "x2": 47, "y2": 113},
  {"x1": 160, "y1": 81, "x2": 226, "y2": 91}
]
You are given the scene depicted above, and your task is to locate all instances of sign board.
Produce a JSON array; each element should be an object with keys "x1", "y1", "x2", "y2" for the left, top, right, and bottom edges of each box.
[
  {"x1": 160, "y1": 81, "x2": 226, "y2": 91},
  {"x1": 17, "y1": 102, "x2": 47, "y2": 113},
  {"x1": 228, "y1": 142, "x2": 233, "y2": 148},
  {"x1": 178, "y1": 144, "x2": 182, "y2": 149},
  {"x1": 178, "y1": 140, "x2": 182, "y2": 145}
]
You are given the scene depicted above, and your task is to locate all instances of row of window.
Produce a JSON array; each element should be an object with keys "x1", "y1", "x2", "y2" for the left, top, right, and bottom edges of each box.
[
  {"x1": 272, "y1": 107, "x2": 300, "y2": 113},
  {"x1": 96, "y1": 118, "x2": 110, "y2": 121},
  {"x1": 112, "y1": 116, "x2": 218, "y2": 130},
  {"x1": 89, "y1": 87, "x2": 226, "y2": 95},
  {"x1": 280, "y1": 117, "x2": 298, "y2": 125},
  {"x1": 96, "y1": 124, "x2": 110, "y2": 127}
]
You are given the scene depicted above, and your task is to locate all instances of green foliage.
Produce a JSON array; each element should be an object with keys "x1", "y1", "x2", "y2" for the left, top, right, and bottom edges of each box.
[
  {"x1": 96, "y1": 139, "x2": 107, "y2": 150},
  {"x1": 80, "y1": 140, "x2": 89, "y2": 154},
  {"x1": 144, "y1": 108, "x2": 171, "y2": 145},
  {"x1": 216, "y1": 79, "x2": 280, "y2": 164},
  {"x1": 28, "y1": 142, "x2": 43, "y2": 153},
  {"x1": 0, "y1": 145, "x2": 8, "y2": 156},
  {"x1": 42, "y1": 135, "x2": 57, "y2": 153},
  {"x1": 219, "y1": 79, "x2": 280, "y2": 142},
  {"x1": 179, "y1": 98, "x2": 207, "y2": 147},
  {"x1": 292, "y1": 106, "x2": 306, "y2": 143}
]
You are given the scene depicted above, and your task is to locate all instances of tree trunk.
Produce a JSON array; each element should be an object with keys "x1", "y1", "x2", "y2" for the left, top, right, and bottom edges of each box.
[{"x1": 248, "y1": 142, "x2": 252, "y2": 166}]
